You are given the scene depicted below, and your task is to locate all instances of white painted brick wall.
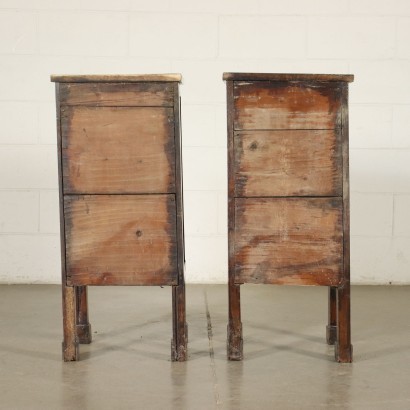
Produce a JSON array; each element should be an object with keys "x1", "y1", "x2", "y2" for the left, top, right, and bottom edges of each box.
[{"x1": 1, "y1": 0, "x2": 410, "y2": 284}]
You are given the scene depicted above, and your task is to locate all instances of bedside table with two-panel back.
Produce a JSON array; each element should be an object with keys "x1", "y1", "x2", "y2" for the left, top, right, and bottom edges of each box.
[{"x1": 51, "y1": 74, "x2": 187, "y2": 362}]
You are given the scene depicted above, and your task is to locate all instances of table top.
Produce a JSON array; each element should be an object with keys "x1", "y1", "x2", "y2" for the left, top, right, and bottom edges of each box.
[
  {"x1": 223, "y1": 73, "x2": 354, "y2": 82},
  {"x1": 51, "y1": 74, "x2": 182, "y2": 83}
]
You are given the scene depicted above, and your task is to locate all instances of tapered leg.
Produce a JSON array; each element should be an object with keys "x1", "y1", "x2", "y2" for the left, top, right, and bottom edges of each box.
[
  {"x1": 335, "y1": 284, "x2": 353, "y2": 363},
  {"x1": 75, "y1": 286, "x2": 92, "y2": 344},
  {"x1": 227, "y1": 283, "x2": 243, "y2": 360},
  {"x1": 171, "y1": 283, "x2": 188, "y2": 361},
  {"x1": 62, "y1": 286, "x2": 79, "y2": 361},
  {"x1": 326, "y1": 286, "x2": 337, "y2": 345}
]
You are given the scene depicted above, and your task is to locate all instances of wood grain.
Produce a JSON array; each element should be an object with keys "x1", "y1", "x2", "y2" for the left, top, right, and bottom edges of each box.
[
  {"x1": 234, "y1": 198, "x2": 343, "y2": 286},
  {"x1": 234, "y1": 130, "x2": 342, "y2": 197},
  {"x1": 51, "y1": 74, "x2": 182, "y2": 83},
  {"x1": 62, "y1": 106, "x2": 175, "y2": 194},
  {"x1": 224, "y1": 73, "x2": 353, "y2": 82},
  {"x1": 59, "y1": 82, "x2": 174, "y2": 106},
  {"x1": 234, "y1": 81, "x2": 342, "y2": 130},
  {"x1": 64, "y1": 195, "x2": 177, "y2": 286}
]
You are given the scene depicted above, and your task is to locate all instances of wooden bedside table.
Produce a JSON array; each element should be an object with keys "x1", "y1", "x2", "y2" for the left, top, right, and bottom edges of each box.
[
  {"x1": 51, "y1": 74, "x2": 187, "y2": 362},
  {"x1": 224, "y1": 72, "x2": 353, "y2": 363}
]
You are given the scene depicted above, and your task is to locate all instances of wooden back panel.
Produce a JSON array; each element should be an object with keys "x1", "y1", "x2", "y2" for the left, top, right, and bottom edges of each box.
[
  {"x1": 234, "y1": 81, "x2": 342, "y2": 130},
  {"x1": 59, "y1": 82, "x2": 174, "y2": 107},
  {"x1": 62, "y1": 106, "x2": 175, "y2": 194},
  {"x1": 234, "y1": 130, "x2": 342, "y2": 197},
  {"x1": 64, "y1": 195, "x2": 177, "y2": 286},
  {"x1": 234, "y1": 198, "x2": 343, "y2": 286}
]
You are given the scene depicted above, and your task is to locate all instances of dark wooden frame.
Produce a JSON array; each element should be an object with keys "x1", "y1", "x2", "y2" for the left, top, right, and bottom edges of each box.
[
  {"x1": 224, "y1": 72, "x2": 353, "y2": 363},
  {"x1": 52, "y1": 74, "x2": 187, "y2": 362}
]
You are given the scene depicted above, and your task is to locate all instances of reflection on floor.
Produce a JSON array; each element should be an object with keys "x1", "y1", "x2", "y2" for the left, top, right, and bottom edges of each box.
[{"x1": 0, "y1": 284, "x2": 409, "y2": 409}]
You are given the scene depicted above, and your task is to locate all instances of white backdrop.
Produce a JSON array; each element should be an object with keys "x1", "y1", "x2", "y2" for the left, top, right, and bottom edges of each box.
[{"x1": 1, "y1": 0, "x2": 410, "y2": 284}]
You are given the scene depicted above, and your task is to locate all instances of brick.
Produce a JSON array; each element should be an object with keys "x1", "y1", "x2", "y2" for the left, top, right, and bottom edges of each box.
[
  {"x1": 0, "y1": 56, "x2": 45, "y2": 101},
  {"x1": 392, "y1": 105, "x2": 410, "y2": 148},
  {"x1": 185, "y1": 236, "x2": 227, "y2": 283},
  {"x1": 183, "y1": 147, "x2": 226, "y2": 191},
  {"x1": 215, "y1": 105, "x2": 227, "y2": 148},
  {"x1": 129, "y1": 14, "x2": 217, "y2": 59},
  {"x1": 171, "y1": 0, "x2": 257, "y2": 14},
  {"x1": 38, "y1": 12, "x2": 128, "y2": 56},
  {"x1": 39, "y1": 190, "x2": 60, "y2": 234},
  {"x1": 0, "y1": 234, "x2": 60, "y2": 284},
  {"x1": 350, "y1": 149, "x2": 410, "y2": 193},
  {"x1": 217, "y1": 191, "x2": 227, "y2": 235},
  {"x1": 184, "y1": 191, "x2": 218, "y2": 235},
  {"x1": 308, "y1": 17, "x2": 395, "y2": 59},
  {"x1": 38, "y1": 102, "x2": 57, "y2": 145},
  {"x1": 0, "y1": 146, "x2": 57, "y2": 189},
  {"x1": 0, "y1": 0, "x2": 130, "y2": 10},
  {"x1": 350, "y1": 61, "x2": 410, "y2": 105},
  {"x1": 0, "y1": 191, "x2": 39, "y2": 233},
  {"x1": 350, "y1": 0, "x2": 410, "y2": 15},
  {"x1": 219, "y1": 16, "x2": 306, "y2": 59},
  {"x1": 352, "y1": 236, "x2": 410, "y2": 284},
  {"x1": 129, "y1": 0, "x2": 171, "y2": 11},
  {"x1": 172, "y1": 60, "x2": 232, "y2": 103},
  {"x1": 260, "y1": 0, "x2": 348, "y2": 14},
  {"x1": 394, "y1": 195, "x2": 410, "y2": 236},
  {"x1": 351, "y1": 193, "x2": 393, "y2": 236},
  {"x1": 390, "y1": 237, "x2": 410, "y2": 283},
  {"x1": 0, "y1": 11, "x2": 36, "y2": 54},
  {"x1": 398, "y1": 18, "x2": 410, "y2": 59},
  {"x1": 0, "y1": 102, "x2": 38, "y2": 144},
  {"x1": 350, "y1": 105, "x2": 392, "y2": 149},
  {"x1": 182, "y1": 105, "x2": 217, "y2": 147},
  {"x1": 351, "y1": 236, "x2": 393, "y2": 284}
]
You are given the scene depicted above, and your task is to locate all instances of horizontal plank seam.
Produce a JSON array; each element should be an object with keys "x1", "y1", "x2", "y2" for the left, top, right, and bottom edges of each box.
[
  {"x1": 233, "y1": 128, "x2": 342, "y2": 132},
  {"x1": 63, "y1": 192, "x2": 176, "y2": 196},
  {"x1": 233, "y1": 195, "x2": 342, "y2": 199},
  {"x1": 60, "y1": 104, "x2": 174, "y2": 108}
]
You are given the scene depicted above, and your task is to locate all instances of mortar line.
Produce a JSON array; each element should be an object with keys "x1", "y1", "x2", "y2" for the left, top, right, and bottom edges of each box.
[{"x1": 204, "y1": 289, "x2": 221, "y2": 409}]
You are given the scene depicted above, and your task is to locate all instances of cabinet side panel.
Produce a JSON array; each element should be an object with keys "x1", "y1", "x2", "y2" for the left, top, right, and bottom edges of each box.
[
  {"x1": 234, "y1": 198, "x2": 343, "y2": 286},
  {"x1": 173, "y1": 83, "x2": 184, "y2": 284},
  {"x1": 55, "y1": 83, "x2": 68, "y2": 286}
]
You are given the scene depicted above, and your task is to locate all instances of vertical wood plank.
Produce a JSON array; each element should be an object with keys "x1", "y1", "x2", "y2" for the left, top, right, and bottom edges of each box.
[
  {"x1": 57, "y1": 83, "x2": 80, "y2": 360},
  {"x1": 227, "y1": 79, "x2": 243, "y2": 360},
  {"x1": 62, "y1": 286, "x2": 79, "y2": 361},
  {"x1": 171, "y1": 82, "x2": 187, "y2": 361},
  {"x1": 327, "y1": 287, "x2": 337, "y2": 345},
  {"x1": 336, "y1": 83, "x2": 352, "y2": 363},
  {"x1": 76, "y1": 286, "x2": 92, "y2": 344}
]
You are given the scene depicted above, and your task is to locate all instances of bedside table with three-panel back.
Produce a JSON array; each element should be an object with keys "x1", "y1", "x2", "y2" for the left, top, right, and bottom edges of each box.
[{"x1": 224, "y1": 72, "x2": 354, "y2": 363}]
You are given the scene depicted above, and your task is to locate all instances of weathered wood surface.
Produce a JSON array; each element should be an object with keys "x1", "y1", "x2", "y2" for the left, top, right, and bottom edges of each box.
[
  {"x1": 64, "y1": 195, "x2": 177, "y2": 286},
  {"x1": 171, "y1": 83, "x2": 187, "y2": 361},
  {"x1": 234, "y1": 81, "x2": 342, "y2": 130},
  {"x1": 234, "y1": 130, "x2": 342, "y2": 197},
  {"x1": 62, "y1": 106, "x2": 175, "y2": 194},
  {"x1": 59, "y1": 82, "x2": 174, "y2": 106},
  {"x1": 223, "y1": 73, "x2": 354, "y2": 82},
  {"x1": 336, "y1": 83, "x2": 352, "y2": 363},
  {"x1": 234, "y1": 198, "x2": 343, "y2": 286},
  {"x1": 62, "y1": 286, "x2": 78, "y2": 361},
  {"x1": 51, "y1": 74, "x2": 182, "y2": 83}
]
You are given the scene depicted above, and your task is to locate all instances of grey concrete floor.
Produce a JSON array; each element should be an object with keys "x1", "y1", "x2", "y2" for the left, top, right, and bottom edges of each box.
[{"x1": 0, "y1": 285, "x2": 410, "y2": 409}]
